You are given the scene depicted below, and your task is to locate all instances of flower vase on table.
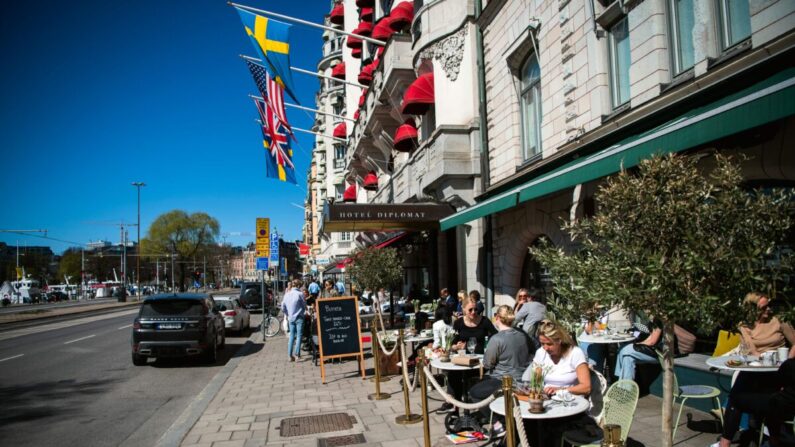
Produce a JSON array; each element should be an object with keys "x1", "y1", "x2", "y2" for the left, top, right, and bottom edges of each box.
[{"x1": 526, "y1": 364, "x2": 549, "y2": 414}]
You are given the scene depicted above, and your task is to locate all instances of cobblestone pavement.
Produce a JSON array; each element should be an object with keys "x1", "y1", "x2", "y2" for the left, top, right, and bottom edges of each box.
[{"x1": 177, "y1": 332, "x2": 722, "y2": 447}]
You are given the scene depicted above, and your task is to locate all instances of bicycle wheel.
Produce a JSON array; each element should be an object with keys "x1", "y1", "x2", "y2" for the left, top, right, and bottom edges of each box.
[{"x1": 262, "y1": 315, "x2": 281, "y2": 337}]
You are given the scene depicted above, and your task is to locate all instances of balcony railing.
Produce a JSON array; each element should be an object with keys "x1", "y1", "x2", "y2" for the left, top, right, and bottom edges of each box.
[{"x1": 333, "y1": 158, "x2": 345, "y2": 170}]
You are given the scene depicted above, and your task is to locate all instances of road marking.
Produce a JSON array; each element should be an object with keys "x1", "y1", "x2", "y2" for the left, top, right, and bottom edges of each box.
[
  {"x1": 64, "y1": 334, "x2": 96, "y2": 345},
  {"x1": 117, "y1": 324, "x2": 132, "y2": 330},
  {"x1": 0, "y1": 354, "x2": 24, "y2": 362}
]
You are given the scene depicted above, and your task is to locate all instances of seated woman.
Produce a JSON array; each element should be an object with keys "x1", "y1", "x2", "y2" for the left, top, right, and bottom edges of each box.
[
  {"x1": 714, "y1": 292, "x2": 795, "y2": 447},
  {"x1": 432, "y1": 306, "x2": 453, "y2": 349},
  {"x1": 468, "y1": 306, "x2": 532, "y2": 422},
  {"x1": 441, "y1": 295, "x2": 497, "y2": 413},
  {"x1": 521, "y1": 319, "x2": 592, "y2": 447},
  {"x1": 614, "y1": 312, "x2": 663, "y2": 381}
]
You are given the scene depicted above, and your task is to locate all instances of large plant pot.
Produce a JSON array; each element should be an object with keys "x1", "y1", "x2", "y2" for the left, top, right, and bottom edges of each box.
[{"x1": 379, "y1": 347, "x2": 400, "y2": 376}]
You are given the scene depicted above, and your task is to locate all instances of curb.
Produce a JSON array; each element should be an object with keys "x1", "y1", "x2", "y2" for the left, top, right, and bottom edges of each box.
[
  {"x1": 0, "y1": 302, "x2": 141, "y2": 332},
  {"x1": 156, "y1": 330, "x2": 263, "y2": 447}
]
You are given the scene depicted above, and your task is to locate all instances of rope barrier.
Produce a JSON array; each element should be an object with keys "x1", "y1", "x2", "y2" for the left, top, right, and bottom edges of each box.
[
  {"x1": 421, "y1": 365, "x2": 497, "y2": 410},
  {"x1": 399, "y1": 333, "x2": 420, "y2": 392},
  {"x1": 514, "y1": 402, "x2": 530, "y2": 447},
  {"x1": 371, "y1": 307, "x2": 399, "y2": 356}
]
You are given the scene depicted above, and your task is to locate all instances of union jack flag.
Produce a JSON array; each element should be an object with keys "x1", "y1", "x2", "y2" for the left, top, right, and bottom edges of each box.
[
  {"x1": 246, "y1": 59, "x2": 292, "y2": 138},
  {"x1": 253, "y1": 97, "x2": 296, "y2": 184}
]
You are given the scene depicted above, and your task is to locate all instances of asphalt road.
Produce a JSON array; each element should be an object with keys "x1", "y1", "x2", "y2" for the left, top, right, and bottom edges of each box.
[
  {"x1": 0, "y1": 297, "x2": 120, "y2": 315},
  {"x1": 0, "y1": 309, "x2": 257, "y2": 447}
]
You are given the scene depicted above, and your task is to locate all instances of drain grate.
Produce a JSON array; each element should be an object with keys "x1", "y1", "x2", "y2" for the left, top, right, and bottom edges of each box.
[
  {"x1": 279, "y1": 412, "x2": 355, "y2": 437},
  {"x1": 317, "y1": 433, "x2": 366, "y2": 447}
]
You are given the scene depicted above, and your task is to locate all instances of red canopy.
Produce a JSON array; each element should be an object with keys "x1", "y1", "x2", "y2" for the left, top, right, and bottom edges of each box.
[
  {"x1": 358, "y1": 63, "x2": 374, "y2": 85},
  {"x1": 351, "y1": 47, "x2": 362, "y2": 58},
  {"x1": 343, "y1": 183, "x2": 357, "y2": 202},
  {"x1": 359, "y1": 7, "x2": 373, "y2": 21},
  {"x1": 390, "y1": 2, "x2": 414, "y2": 31},
  {"x1": 329, "y1": 3, "x2": 345, "y2": 25},
  {"x1": 354, "y1": 21, "x2": 373, "y2": 37},
  {"x1": 363, "y1": 171, "x2": 379, "y2": 190},
  {"x1": 372, "y1": 16, "x2": 395, "y2": 42},
  {"x1": 346, "y1": 35, "x2": 363, "y2": 49},
  {"x1": 401, "y1": 72, "x2": 435, "y2": 115},
  {"x1": 331, "y1": 62, "x2": 345, "y2": 79},
  {"x1": 355, "y1": 0, "x2": 373, "y2": 7},
  {"x1": 333, "y1": 122, "x2": 347, "y2": 138},
  {"x1": 376, "y1": 46, "x2": 385, "y2": 58},
  {"x1": 393, "y1": 119, "x2": 418, "y2": 152},
  {"x1": 353, "y1": 110, "x2": 360, "y2": 120},
  {"x1": 358, "y1": 88, "x2": 368, "y2": 108}
]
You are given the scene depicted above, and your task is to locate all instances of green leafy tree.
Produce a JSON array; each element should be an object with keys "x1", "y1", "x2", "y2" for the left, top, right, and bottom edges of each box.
[
  {"x1": 140, "y1": 210, "x2": 219, "y2": 291},
  {"x1": 345, "y1": 247, "x2": 403, "y2": 298},
  {"x1": 532, "y1": 154, "x2": 793, "y2": 447},
  {"x1": 57, "y1": 248, "x2": 83, "y2": 284}
]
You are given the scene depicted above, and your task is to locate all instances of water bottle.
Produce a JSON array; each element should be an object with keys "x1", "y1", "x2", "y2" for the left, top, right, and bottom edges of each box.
[{"x1": 484, "y1": 336, "x2": 489, "y2": 351}]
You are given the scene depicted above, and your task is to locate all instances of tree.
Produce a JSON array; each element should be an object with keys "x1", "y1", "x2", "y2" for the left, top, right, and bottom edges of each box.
[
  {"x1": 140, "y1": 210, "x2": 220, "y2": 291},
  {"x1": 58, "y1": 248, "x2": 83, "y2": 284},
  {"x1": 531, "y1": 154, "x2": 793, "y2": 447},
  {"x1": 345, "y1": 247, "x2": 403, "y2": 296}
]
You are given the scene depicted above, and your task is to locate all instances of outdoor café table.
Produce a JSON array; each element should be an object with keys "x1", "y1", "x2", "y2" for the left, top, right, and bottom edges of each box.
[
  {"x1": 430, "y1": 354, "x2": 484, "y2": 433},
  {"x1": 577, "y1": 333, "x2": 635, "y2": 344},
  {"x1": 489, "y1": 394, "x2": 590, "y2": 419},
  {"x1": 706, "y1": 355, "x2": 780, "y2": 373}
]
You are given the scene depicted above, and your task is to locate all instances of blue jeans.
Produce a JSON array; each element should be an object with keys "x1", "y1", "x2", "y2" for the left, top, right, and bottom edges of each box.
[
  {"x1": 615, "y1": 344, "x2": 657, "y2": 380},
  {"x1": 579, "y1": 341, "x2": 607, "y2": 370},
  {"x1": 287, "y1": 317, "x2": 304, "y2": 358}
]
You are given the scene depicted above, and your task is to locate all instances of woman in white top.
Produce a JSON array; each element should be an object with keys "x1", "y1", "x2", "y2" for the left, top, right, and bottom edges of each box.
[
  {"x1": 431, "y1": 305, "x2": 453, "y2": 349},
  {"x1": 523, "y1": 319, "x2": 591, "y2": 396}
]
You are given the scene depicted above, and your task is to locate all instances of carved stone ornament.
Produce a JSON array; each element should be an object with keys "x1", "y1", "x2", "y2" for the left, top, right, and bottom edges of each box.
[{"x1": 418, "y1": 26, "x2": 469, "y2": 81}]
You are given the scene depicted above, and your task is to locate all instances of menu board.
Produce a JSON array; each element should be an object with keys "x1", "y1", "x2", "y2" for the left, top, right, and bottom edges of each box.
[{"x1": 315, "y1": 296, "x2": 364, "y2": 383}]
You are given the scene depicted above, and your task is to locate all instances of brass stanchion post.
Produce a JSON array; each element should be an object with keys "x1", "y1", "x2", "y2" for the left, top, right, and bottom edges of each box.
[
  {"x1": 369, "y1": 324, "x2": 390, "y2": 383},
  {"x1": 418, "y1": 349, "x2": 431, "y2": 447},
  {"x1": 502, "y1": 375, "x2": 516, "y2": 447},
  {"x1": 368, "y1": 325, "x2": 390, "y2": 400},
  {"x1": 395, "y1": 329, "x2": 422, "y2": 425}
]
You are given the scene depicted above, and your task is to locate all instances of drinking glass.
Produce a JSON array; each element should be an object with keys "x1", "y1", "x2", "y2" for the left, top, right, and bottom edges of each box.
[{"x1": 466, "y1": 337, "x2": 477, "y2": 355}]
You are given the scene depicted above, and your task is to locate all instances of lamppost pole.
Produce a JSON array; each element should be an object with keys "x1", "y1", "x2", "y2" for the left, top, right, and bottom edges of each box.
[{"x1": 132, "y1": 182, "x2": 146, "y2": 300}]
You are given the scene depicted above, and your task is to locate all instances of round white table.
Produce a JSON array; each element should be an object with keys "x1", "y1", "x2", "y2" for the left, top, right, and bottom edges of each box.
[
  {"x1": 430, "y1": 354, "x2": 483, "y2": 371},
  {"x1": 490, "y1": 395, "x2": 590, "y2": 419},
  {"x1": 706, "y1": 355, "x2": 780, "y2": 373},
  {"x1": 578, "y1": 333, "x2": 635, "y2": 344},
  {"x1": 404, "y1": 335, "x2": 433, "y2": 345}
]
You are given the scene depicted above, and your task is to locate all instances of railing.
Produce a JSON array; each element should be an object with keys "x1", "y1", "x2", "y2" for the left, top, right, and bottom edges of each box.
[{"x1": 333, "y1": 159, "x2": 346, "y2": 170}]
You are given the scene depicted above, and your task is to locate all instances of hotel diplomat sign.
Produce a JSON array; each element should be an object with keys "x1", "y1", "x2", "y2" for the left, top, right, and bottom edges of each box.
[{"x1": 322, "y1": 203, "x2": 455, "y2": 232}]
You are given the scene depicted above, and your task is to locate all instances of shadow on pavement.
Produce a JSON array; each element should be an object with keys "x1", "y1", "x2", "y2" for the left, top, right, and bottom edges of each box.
[
  {"x1": 147, "y1": 337, "x2": 264, "y2": 369},
  {"x1": 0, "y1": 378, "x2": 117, "y2": 424}
]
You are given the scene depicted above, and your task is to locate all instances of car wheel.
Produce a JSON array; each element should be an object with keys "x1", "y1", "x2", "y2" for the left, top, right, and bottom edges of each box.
[
  {"x1": 204, "y1": 335, "x2": 217, "y2": 364},
  {"x1": 132, "y1": 352, "x2": 147, "y2": 366}
]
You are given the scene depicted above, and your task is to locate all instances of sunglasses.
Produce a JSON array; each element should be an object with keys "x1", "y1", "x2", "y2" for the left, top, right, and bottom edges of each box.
[
  {"x1": 518, "y1": 294, "x2": 529, "y2": 297},
  {"x1": 465, "y1": 308, "x2": 477, "y2": 313}
]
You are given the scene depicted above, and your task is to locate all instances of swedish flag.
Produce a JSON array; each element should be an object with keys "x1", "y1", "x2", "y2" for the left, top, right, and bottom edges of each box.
[{"x1": 236, "y1": 8, "x2": 299, "y2": 104}]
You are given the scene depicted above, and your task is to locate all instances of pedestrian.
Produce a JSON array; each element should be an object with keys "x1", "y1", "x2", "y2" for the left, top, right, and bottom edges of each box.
[
  {"x1": 442, "y1": 288, "x2": 457, "y2": 316},
  {"x1": 281, "y1": 279, "x2": 306, "y2": 362},
  {"x1": 308, "y1": 278, "x2": 320, "y2": 301},
  {"x1": 322, "y1": 279, "x2": 338, "y2": 298},
  {"x1": 469, "y1": 290, "x2": 485, "y2": 316},
  {"x1": 513, "y1": 287, "x2": 546, "y2": 338}
]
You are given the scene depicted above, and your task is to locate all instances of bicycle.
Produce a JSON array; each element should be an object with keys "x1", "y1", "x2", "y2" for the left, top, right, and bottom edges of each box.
[{"x1": 262, "y1": 299, "x2": 282, "y2": 337}]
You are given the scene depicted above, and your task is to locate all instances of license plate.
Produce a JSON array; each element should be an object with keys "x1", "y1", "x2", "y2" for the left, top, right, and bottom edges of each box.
[{"x1": 158, "y1": 323, "x2": 182, "y2": 330}]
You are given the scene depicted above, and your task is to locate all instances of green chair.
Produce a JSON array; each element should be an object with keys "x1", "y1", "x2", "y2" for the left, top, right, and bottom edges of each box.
[{"x1": 562, "y1": 380, "x2": 640, "y2": 447}]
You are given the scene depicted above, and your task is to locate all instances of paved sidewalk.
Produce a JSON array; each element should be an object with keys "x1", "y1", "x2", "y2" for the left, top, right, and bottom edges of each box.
[{"x1": 175, "y1": 332, "x2": 722, "y2": 447}]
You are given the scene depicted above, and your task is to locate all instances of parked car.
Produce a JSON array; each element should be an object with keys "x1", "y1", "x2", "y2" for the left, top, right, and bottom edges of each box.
[
  {"x1": 213, "y1": 296, "x2": 250, "y2": 335},
  {"x1": 238, "y1": 282, "x2": 273, "y2": 311},
  {"x1": 131, "y1": 293, "x2": 225, "y2": 365}
]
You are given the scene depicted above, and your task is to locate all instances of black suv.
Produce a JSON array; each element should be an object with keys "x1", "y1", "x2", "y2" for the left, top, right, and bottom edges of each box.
[
  {"x1": 238, "y1": 282, "x2": 273, "y2": 311},
  {"x1": 131, "y1": 293, "x2": 225, "y2": 365}
]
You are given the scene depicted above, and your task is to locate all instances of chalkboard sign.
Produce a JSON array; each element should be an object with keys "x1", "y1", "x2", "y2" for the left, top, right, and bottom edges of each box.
[{"x1": 315, "y1": 296, "x2": 364, "y2": 383}]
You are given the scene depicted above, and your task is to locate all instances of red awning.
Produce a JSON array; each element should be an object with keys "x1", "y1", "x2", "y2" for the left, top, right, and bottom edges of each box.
[
  {"x1": 358, "y1": 88, "x2": 368, "y2": 108},
  {"x1": 346, "y1": 35, "x2": 362, "y2": 49},
  {"x1": 372, "y1": 16, "x2": 395, "y2": 42},
  {"x1": 393, "y1": 119, "x2": 418, "y2": 152},
  {"x1": 358, "y1": 62, "x2": 375, "y2": 85},
  {"x1": 390, "y1": 1, "x2": 414, "y2": 30},
  {"x1": 333, "y1": 122, "x2": 347, "y2": 138},
  {"x1": 401, "y1": 72, "x2": 435, "y2": 115},
  {"x1": 343, "y1": 183, "x2": 357, "y2": 202},
  {"x1": 363, "y1": 171, "x2": 378, "y2": 190},
  {"x1": 331, "y1": 62, "x2": 345, "y2": 79},
  {"x1": 351, "y1": 47, "x2": 362, "y2": 58},
  {"x1": 376, "y1": 46, "x2": 385, "y2": 58},
  {"x1": 355, "y1": 0, "x2": 374, "y2": 7},
  {"x1": 329, "y1": 3, "x2": 345, "y2": 25},
  {"x1": 359, "y1": 7, "x2": 373, "y2": 21},
  {"x1": 354, "y1": 21, "x2": 373, "y2": 37},
  {"x1": 353, "y1": 110, "x2": 360, "y2": 120},
  {"x1": 375, "y1": 232, "x2": 408, "y2": 248}
]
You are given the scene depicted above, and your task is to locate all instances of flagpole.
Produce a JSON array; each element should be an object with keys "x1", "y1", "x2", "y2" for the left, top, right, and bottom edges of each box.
[
  {"x1": 230, "y1": 2, "x2": 387, "y2": 46},
  {"x1": 255, "y1": 119, "x2": 347, "y2": 143},
  {"x1": 249, "y1": 94, "x2": 355, "y2": 122},
  {"x1": 240, "y1": 55, "x2": 366, "y2": 89}
]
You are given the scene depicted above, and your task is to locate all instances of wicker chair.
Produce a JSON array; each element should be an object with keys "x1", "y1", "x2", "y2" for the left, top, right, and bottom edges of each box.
[{"x1": 561, "y1": 380, "x2": 640, "y2": 447}]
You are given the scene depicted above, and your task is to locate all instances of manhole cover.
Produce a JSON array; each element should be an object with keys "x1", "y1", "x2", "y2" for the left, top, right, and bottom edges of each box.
[
  {"x1": 318, "y1": 433, "x2": 366, "y2": 447},
  {"x1": 279, "y1": 413, "x2": 355, "y2": 437}
]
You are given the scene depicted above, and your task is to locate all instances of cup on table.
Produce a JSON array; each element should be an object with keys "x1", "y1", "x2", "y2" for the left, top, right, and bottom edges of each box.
[
  {"x1": 558, "y1": 389, "x2": 573, "y2": 402},
  {"x1": 778, "y1": 347, "x2": 789, "y2": 363},
  {"x1": 457, "y1": 349, "x2": 465, "y2": 356}
]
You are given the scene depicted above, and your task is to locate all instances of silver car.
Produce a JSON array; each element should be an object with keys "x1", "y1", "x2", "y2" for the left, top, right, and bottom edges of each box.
[{"x1": 213, "y1": 296, "x2": 251, "y2": 335}]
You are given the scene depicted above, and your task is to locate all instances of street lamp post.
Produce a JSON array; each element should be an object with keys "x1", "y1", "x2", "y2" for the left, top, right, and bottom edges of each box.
[{"x1": 132, "y1": 182, "x2": 146, "y2": 300}]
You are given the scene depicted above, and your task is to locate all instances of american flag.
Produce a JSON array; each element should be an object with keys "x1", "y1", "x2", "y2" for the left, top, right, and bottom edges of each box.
[{"x1": 246, "y1": 59, "x2": 292, "y2": 137}]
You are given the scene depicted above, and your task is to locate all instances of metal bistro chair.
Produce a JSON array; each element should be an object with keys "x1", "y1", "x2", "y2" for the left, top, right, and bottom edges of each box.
[{"x1": 561, "y1": 380, "x2": 639, "y2": 447}]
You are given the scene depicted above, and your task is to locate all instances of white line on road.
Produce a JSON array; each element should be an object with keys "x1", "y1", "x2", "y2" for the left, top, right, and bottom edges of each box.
[
  {"x1": 64, "y1": 334, "x2": 96, "y2": 345},
  {"x1": 117, "y1": 324, "x2": 132, "y2": 330},
  {"x1": 0, "y1": 354, "x2": 24, "y2": 362}
]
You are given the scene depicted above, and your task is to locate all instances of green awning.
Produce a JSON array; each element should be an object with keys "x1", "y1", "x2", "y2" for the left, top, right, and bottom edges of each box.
[{"x1": 440, "y1": 68, "x2": 795, "y2": 231}]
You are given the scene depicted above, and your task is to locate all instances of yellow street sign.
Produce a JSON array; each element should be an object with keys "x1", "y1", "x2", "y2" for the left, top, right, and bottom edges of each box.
[{"x1": 256, "y1": 218, "x2": 270, "y2": 242}]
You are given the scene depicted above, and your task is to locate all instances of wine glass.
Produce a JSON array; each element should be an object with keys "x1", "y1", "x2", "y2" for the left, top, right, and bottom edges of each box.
[{"x1": 466, "y1": 337, "x2": 477, "y2": 355}]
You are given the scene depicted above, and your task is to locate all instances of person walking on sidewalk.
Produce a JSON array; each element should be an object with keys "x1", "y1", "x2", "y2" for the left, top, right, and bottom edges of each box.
[{"x1": 282, "y1": 279, "x2": 306, "y2": 362}]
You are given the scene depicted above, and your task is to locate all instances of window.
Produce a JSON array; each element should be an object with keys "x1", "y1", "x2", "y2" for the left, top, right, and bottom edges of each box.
[
  {"x1": 420, "y1": 105, "x2": 436, "y2": 141},
  {"x1": 519, "y1": 53, "x2": 542, "y2": 160},
  {"x1": 335, "y1": 185, "x2": 344, "y2": 200},
  {"x1": 334, "y1": 144, "x2": 345, "y2": 161},
  {"x1": 669, "y1": 0, "x2": 696, "y2": 74},
  {"x1": 608, "y1": 17, "x2": 631, "y2": 108},
  {"x1": 340, "y1": 232, "x2": 352, "y2": 242},
  {"x1": 718, "y1": 0, "x2": 751, "y2": 50}
]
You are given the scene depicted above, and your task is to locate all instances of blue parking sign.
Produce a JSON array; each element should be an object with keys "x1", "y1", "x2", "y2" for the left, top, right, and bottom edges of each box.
[{"x1": 256, "y1": 257, "x2": 269, "y2": 271}]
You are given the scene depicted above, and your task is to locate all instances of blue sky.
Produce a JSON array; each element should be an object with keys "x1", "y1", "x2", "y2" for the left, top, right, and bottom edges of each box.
[{"x1": 0, "y1": 0, "x2": 327, "y2": 254}]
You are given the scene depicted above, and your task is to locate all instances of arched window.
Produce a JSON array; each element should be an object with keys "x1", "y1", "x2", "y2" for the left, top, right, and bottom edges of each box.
[
  {"x1": 520, "y1": 54, "x2": 542, "y2": 160},
  {"x1": 520, "y1": 236, "x2": 553, "y2": 302}
]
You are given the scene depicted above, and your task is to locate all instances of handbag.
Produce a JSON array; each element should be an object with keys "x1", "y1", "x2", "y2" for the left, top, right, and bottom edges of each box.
[
  {"x1": 633, "y1": 343, "x2": 658, "y2": 358},
  {"x1": 282, "y1": 317, "x2": 289, "y2": 333}
]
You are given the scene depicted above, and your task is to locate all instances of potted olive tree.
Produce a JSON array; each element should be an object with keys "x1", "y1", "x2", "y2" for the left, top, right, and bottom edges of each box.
[{"x1": 532, "y1": 154, "x2": 793, "y2": 447}]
